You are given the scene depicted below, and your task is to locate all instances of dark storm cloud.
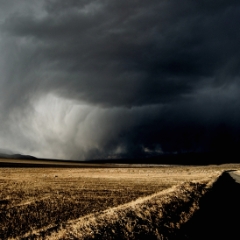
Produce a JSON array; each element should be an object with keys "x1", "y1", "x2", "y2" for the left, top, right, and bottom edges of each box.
[
  {"x1": 3, "y1": 0, "x2": 240, "y2": 106},
  {"x1": 0, "y1": 0, "x2": 240, "y2": 159}
]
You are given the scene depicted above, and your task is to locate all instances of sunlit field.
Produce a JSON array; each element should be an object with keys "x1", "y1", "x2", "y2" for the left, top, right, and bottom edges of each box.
[{"x1": 0, "y1": 164, "x2": 239, "y2": 239}]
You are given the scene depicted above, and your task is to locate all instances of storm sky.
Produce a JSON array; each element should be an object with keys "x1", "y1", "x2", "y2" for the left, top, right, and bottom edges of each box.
[{"x1": 0, "y1": 0, "x2": 240, "y2": 160}]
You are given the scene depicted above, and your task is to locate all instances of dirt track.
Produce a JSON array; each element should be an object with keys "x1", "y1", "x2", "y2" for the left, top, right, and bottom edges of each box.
[{"x1": 179, "y1": 171, "x2": 240, "y2": 239}]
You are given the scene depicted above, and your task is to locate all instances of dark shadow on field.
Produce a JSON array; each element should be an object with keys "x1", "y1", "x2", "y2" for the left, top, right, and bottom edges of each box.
[{"x1": 178, "y1": 171, "x2": 240, "y2": 240}]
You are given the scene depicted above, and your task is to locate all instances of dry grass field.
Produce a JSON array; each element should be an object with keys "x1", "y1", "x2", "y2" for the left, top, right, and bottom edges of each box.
[{"x1": 0, "y1": 163, "x2": 239, "y2": 239}]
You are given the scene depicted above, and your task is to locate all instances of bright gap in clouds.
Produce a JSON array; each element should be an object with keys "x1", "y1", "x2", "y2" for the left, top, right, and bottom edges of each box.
[
  {"x1": 13, "y1": 94, "x2": 134, "y2": 160},
  {"x1": 27, "y1": 94, "x2": 95, "y2": 159},
  {"x1": 0, "y1": 93, "x2": 94, "y2": 160}
]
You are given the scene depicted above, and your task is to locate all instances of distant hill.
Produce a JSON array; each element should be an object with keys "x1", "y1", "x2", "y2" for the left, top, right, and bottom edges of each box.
[
  {"x1": 0, "y1": 153, "x2": 37, "y2": 160},
  {"x1": 0, "y1": 151, "x2": 239, "y2": 165}
]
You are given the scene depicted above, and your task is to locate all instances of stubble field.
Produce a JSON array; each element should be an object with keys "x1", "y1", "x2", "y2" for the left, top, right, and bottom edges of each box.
[{"x1": 0, "y1": 163, "x2": 239, "y2": 239}]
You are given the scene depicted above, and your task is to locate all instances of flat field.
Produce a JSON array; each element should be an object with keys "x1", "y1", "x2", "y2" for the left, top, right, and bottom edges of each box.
[{"x1": 0, "y1": 163, "x2": 239, "y2": 239}]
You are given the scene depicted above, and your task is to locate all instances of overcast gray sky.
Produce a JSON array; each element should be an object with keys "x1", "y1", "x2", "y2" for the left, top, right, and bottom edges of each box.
[{"x1": 0, "y1": 0, "x2": 240, "y2": 160}]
